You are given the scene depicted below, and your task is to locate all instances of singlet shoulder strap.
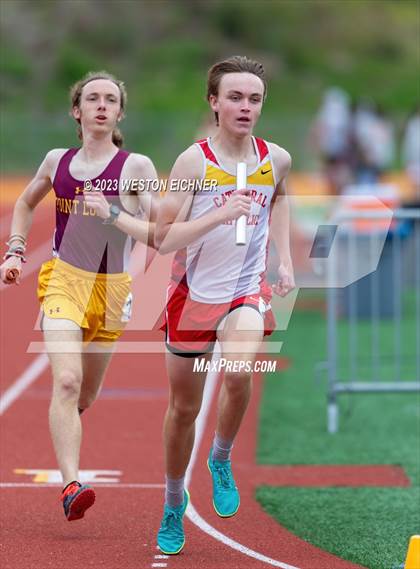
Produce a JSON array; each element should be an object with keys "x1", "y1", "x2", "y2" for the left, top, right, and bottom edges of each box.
[
  {"x1": 52, "y1": 148, "x2": 78, "y2": 187},
  {"x1": 254, "y1": 137, "x2": 269, "y2": 163},
  {"x1": 195, "y1": 138, "x2": 220, "y2": 167}
]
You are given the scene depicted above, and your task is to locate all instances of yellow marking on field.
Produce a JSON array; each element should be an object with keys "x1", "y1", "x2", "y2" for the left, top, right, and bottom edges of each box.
[{"x1": 13, "y1": 468, "x2": 122, "y2": 483}]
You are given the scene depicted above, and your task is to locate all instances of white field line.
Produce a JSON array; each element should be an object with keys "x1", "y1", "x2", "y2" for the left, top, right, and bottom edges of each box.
[
  {"x1": 0, "y1": 483, "x2": 164, "y2": 489},
  {"x1": 0, "y1": 238, "x2": 298, "y2": 567},
  {"x1": 184, "y1": 349, "x2": 301, "y2": 569},
  {"x1": 0, "y1": 242, "x2": 148, "y2": 416},
  {"x1": 0, "y1": 354, "x2": 49, "y2": 415}
]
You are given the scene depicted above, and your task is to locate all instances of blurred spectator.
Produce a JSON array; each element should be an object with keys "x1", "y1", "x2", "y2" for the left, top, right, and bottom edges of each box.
[
  {"x1": 352, "y1": 100, "x2": 395, "y2": 184},
  {"x1": 310, "y1": 87, "x2": 353, "y2": 194},
  {"x1": 372, "y1": 106, "x2": 395, "y2": 176},
  {"x1": 402, "y1": 105, "x2": 420, "y2": 196}
]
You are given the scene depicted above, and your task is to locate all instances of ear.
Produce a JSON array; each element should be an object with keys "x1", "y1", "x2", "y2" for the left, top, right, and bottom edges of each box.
[
  {"x1": 117, "y1": 110, "x2": 124, "y2": 122},
  {"x1": 209, "y1": 94, "x2": 219, "y2": 114},
  {"x1": 72, "y1": 106, "x2": 81, "y2": 120}
]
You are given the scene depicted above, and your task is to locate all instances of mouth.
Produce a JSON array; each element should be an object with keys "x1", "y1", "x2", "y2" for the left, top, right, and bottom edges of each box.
[
  {"x1": 237, "y1": 117, "x2": 251, "y2": 124},
  {"x1": 95, "y1": 115, "x2": 107, "y2": 122}
]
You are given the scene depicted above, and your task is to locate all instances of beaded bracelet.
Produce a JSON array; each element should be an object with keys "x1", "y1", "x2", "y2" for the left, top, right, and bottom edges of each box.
[
  {"x1": 8, "y1": 232, "x2": 26, "y2": 241},
  {"x1": 3, "y1": 250, "x2": 27, "y2": 263},
  {"x1": 6, "y1": 239, "x2": 26, "y2": 251}
]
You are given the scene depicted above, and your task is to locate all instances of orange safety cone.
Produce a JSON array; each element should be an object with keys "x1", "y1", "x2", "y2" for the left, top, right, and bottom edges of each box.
[{"x1": 405, "y1": 535, "x2": 420, "y2": 569}]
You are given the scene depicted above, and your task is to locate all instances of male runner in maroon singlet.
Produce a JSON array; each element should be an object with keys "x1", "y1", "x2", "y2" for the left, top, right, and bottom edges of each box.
[{"x1": 0, "y1": 71, "x2": 158, "y2": 521}]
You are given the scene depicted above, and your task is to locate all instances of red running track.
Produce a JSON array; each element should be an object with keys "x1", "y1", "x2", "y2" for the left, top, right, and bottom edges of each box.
[{"x1": 1, "y1": 202, "x2": 408, "y2": 569}]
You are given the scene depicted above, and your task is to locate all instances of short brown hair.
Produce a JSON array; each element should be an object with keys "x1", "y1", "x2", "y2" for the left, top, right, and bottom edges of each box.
[
  {"x1": 70, "y1": 71, "x2": 127, "y2": 148},
  {"x1": 207, "y1": 56, "x2": 267, "y2": 125}
]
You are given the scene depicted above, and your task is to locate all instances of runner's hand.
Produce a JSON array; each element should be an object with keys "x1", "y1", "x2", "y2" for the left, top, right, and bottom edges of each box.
[
  {"x1": 0, "y1": 256, "x2": 22, "y2": 285},
  {"x1": 273, "y1": 262, "x2": 295, "y2": 297},
  {"x1": 218, "y1": 189, "x2": 251, "y2": 223},
  {"x1": 84, "y1": 190, "x2": 111, "y2": 220}
]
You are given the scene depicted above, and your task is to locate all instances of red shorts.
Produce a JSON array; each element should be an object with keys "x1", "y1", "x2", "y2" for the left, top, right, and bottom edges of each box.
[{"x1": 162, "y1": 278, "x2": 276, "y2": 356}]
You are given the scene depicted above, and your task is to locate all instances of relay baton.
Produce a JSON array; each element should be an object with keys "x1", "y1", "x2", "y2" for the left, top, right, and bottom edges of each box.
[
  {"x1": 5, "y1": 267, "x2": 21, "y2": 284},
  {"x1": 235, "y1": 162, "x2": 247, "y2": 246}
]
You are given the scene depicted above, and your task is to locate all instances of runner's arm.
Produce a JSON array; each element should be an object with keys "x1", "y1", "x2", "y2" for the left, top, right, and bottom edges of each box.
[
  {"x1": 115, "y1": 154, "x2": 159, "y2": 248},
  {"x1": 269, "y1": 145, "x2": 295, "y2": 296},
  {"x1": 84, "y1": 154, "x2": 159, "y2": 248},
  {"x1": 9, "y1": 151, "x2": 56, "y2": 239},
  {"x1": 154, "y1": 146, "x2": 251, "y2": 254},
  {"x1": 0, "y1": 150, "x2": 56, "y2": 283}
]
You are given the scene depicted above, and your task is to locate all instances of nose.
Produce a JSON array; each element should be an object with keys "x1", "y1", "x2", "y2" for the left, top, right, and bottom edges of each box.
[
  {"x1": 240, "y1": 100, "x2": 250, "y2": 112},
  {"x1": 97, "y1": 97, "x2": 106, "y2": 110}
]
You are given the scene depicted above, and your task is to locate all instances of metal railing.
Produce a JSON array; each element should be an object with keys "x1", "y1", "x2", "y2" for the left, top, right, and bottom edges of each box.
[{"x1": 324, "y1": 208, "x2": 420, "y2": 433}]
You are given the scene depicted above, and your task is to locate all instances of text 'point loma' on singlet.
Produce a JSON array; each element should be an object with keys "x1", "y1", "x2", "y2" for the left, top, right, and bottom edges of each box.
[{"x1": 52, "y1": 148, "x2": 133, "y2": 274}]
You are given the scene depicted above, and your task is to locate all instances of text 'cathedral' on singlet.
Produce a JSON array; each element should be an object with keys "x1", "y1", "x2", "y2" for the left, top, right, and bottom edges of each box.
[
  {"x1": 52, "y1": 148, "x2": 132, "y2": 274},
  {"x1": 171, "y1": 137, "x2": 277, "y2": 303}
]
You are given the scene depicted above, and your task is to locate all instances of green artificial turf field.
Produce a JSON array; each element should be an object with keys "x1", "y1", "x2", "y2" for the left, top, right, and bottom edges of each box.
[{"x1": 257, "y1": 290, "x2": 419, "y2": 569}]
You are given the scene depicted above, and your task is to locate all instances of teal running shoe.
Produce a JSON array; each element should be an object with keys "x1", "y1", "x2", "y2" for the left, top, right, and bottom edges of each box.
[
  {"x1": 157, "y1": 489, "x2": 190, "y2": 555},
  {"x1": 207, "y1": 450, "x2": 240, "y2": 517}
]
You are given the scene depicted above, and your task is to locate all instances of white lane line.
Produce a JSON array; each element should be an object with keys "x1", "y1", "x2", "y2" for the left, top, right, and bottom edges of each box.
[
  {"x1": 1, "y1": 241, "x2": 148, "y2": 415},
  {"x1": 187, "y1": 504, "x2": 299, "y2": 569},
  {"x1": 0, "y1": 239, "x2": 51, "y2": 416},
  {"x1": 0, "y1": 239, "x2": 298, "y2": 565},
  {"x1": 0, "y1": 354, "x2": 49, "y2": 415},
  {"x1": 154, "y1": 555, "x2": 169, "y2": 559},
  {"x1": 0, "y1": 483, "x2": 165, "y2": 488},
  {"x1": 0, "y1": 240, "x2": 51, "y2": 291},
  {"x1": 151, "y1": 565, "x2": 167, "y2": 568},
  {"x1": 184, "y1": 348, "x2": 301, "y2": 569},
  {"x1": 184, "y1": 352, "x2": 220, "y2": 488}
]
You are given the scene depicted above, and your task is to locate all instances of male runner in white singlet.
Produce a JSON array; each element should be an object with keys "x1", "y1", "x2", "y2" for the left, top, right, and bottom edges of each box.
[{"x1": 154, "y1": 56, "x2": 295, "y2": 554}]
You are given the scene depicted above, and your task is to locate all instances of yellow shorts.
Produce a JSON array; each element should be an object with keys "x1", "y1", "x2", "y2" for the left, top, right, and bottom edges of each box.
[{"x1": 37, "y1": 258, "x2": 132, "y2": 343}]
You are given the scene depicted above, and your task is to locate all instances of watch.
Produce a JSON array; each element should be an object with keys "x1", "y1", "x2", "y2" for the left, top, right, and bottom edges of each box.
[{"x1": 103, "y1": 204, "x2": 121, "y2": 225}]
